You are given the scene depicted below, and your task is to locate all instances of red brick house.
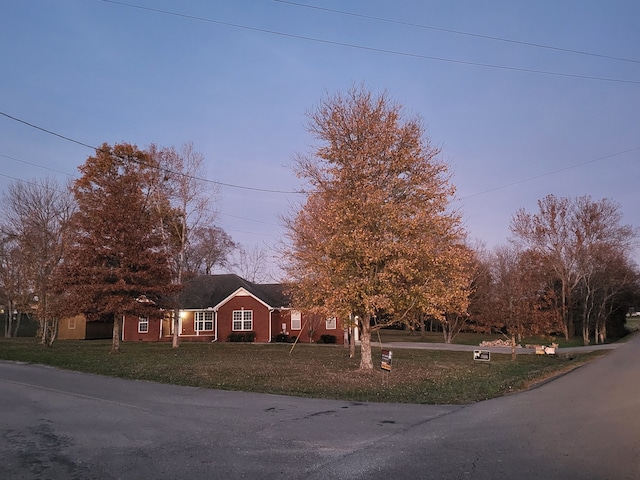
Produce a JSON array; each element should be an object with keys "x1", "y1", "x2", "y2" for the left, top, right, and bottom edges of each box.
[{"x1": 119, "y1": 274, "x2": 344, "y2": 344}]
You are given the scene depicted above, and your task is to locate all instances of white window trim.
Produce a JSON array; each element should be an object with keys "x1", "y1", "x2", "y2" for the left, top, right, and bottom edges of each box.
[
  {"x1": 195, "y1": 311, "x2": 214, "y2": 332},
  {"x1": 68, "y1": 317, "x2": 76, "y2": 330},
  {"x1": 326, "y1": 317, "x2": 337, "y2": 330},
  {"x1": 291, "y1": 310, "x2": 302, "y2": 330},
  {"x1": 232, "y1": 309, "x2": 253, "y2": 331},
  {"x1": 138, "y1": 316, "x2": 149, "y2": 334}
]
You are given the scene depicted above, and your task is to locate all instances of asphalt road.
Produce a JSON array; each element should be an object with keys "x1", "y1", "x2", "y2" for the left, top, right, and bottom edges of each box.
[{"x1": 1, "y1": 335, "x2": 638, "y2": 480}]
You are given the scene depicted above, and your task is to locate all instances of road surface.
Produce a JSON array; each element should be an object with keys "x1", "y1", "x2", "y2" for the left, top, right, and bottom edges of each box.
[{"x1": 1, "y1": 335, "x2": 638, "y2": 479}]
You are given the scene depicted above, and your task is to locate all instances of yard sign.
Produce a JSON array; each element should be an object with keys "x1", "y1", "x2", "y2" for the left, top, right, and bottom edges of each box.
[
  {"x1": 473, "y1": 349, "x2": 491, "y2": 362},
  {"x1": 381, "y1": 349, "x2": 392, "y2": 371}
]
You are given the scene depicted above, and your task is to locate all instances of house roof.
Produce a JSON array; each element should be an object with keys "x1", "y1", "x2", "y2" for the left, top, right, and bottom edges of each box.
[{"x1": 178, "y1": 274, "x2": 290, "y2": 310}]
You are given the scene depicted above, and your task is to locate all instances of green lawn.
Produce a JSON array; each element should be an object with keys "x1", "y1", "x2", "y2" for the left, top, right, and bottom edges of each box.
[{"x1": 0, "y1": 338, "x2": 605, "y2": 404}]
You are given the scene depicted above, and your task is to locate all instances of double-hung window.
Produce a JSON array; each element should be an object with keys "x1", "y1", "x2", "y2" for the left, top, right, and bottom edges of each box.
[
  {"x1": 195, "y1": 311, "x2": 214, "y2": 331},
  {"x1": 291, "y1": 310, "x2": 302, "y2": 330},
  {"x1": 138, "y1": 317, "x2": 149, "y2": 333},
  {"x1": 325, "y1": 317, "x2": 337, "y2": 330},
  {"x1": 232, "y1": 310, "x2": 253, "y2": 331}
]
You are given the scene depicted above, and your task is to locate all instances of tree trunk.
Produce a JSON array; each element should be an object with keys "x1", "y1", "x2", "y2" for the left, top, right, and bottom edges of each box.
[
  {"x1": 349, "y1": 325, "x2": 355, "y2": 358},
  {"x1": 359, "y1": 317, "x2": 373, "y2": 371},
  {"x1": 442, "y1": 318, "x2": 453, "y2": 344},
  {"x1": 582, "y1": 322, "x2": 590, "y2": 346},
  {"x1": 172, "y1": 308, "x2": 180, "y2": 348},
  {"x1": 46, "y1": 318, "x2": 58, "y2": 347},
  {"x1": 111, "y1": 314, "x2": 122, "y2": 354},
  {"x1": 598, "y1": 320, "x2": 606, "y2": 344},
  {"x1": 510, "y1": 333, "x2": 517, "y2": 361},
  {"x1": 40, "y1": 317, "x2": 47, "y2": 345},
  {"x1": 4, "y1": 301, "x2": 11, "y2": 338},
  {"x1": 12, "y1": 310, "x2": 21, "y2": 337}
]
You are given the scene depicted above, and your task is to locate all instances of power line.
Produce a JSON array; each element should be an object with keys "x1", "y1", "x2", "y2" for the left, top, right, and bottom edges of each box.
[
  {"x1": 220, "y1": 212, "x2": 281, "y2": 228},
  {"x1": 0, "y1": 153, "x2": 77, "y2": 179},
  {"x1": 275, "y1": 0, "x2": 640, "y2": 66},
  {"x1": 0, "y1": 110, "x2": 301, "y2": 195},
  {"x1": 0, "y1": 172, "x2": 69, "y2": 194},
  {"x1": 97, "y1": 0, "x2": 640, "y2": 85},
  {"x1": 0, "y1": 166, "x2": 285, "y2": 234},
  {"x1": 3, "y1": 107, "x2": 638, "y2": 212},
  {"x1": 460, "y1": 146, "x2": 640, "y2": 200}
]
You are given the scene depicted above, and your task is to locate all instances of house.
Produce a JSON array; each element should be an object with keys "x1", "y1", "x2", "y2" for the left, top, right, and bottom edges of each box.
[{"x1": 63, "y1": 274, "x2": 344, "y2": 344}]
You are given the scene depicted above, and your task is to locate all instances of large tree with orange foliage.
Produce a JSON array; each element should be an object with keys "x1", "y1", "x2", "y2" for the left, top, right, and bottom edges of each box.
[
  {"x1": 284, "y1": 87, "x2": 468, "y2": 370},
  {"x1": 55, "y1": 143, "x2": 174, "y2": 353}
]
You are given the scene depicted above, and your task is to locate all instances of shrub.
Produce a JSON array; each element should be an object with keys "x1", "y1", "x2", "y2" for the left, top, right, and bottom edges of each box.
[
  {"x1": 319, "y1": 334, "x2": 337, "y2": 344},
  {"x1": 227, "y1": 332, "x2": 256, "y2": 342},
  {"x1": 274, "y1": 334, "x2": 289, "y2": 343}
]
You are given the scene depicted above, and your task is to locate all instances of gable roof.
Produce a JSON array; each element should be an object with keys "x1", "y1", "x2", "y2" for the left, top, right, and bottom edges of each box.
[{"x1": 178, "y1": 274, "x2": 290, "y2": 310}]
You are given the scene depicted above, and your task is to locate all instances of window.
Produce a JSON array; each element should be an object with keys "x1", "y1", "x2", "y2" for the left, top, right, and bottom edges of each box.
[
  {"x1": 326, "y1": 317, "x2": 337, "y2": 330},
  {"x1": 68, "y1": 317, "x2": 76, "y2": 330},
  {"x1": 232, "y1": 310, "x2": 253, "y2": 331},
  {"x1": 291, "y1": 310, "x2": 302, "y2": 330},
  {"x1": 195, "y1": 311, "x2": 214, "y2": 331},
  {"x1": 138, "y1": 317, "x2": 149, "y2": 333}
]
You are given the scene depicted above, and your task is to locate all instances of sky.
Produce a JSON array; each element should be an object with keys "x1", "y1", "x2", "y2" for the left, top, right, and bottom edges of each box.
[{"x1": 1, "y1": 0, "x2": 639, "y2": 279}]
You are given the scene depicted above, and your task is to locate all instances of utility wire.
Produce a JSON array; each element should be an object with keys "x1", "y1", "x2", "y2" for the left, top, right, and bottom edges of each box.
[
  {"x1": 0, "y1": 153, "x2": 76, "y2": 178},
  {"x1": 0, "y1": 165, "x2": 282, "y2": 232},
  {"x1": 275, "y1": 0, "x2": 640, "y2": 65},
  {"x1": 0, "y1": 110, "x2": 301, "y2": 195},
  {"x1": 3, "y1": 110, "x2": 638, "y2": 208},
  {"x1": 97, "y1": 0, "x2": 640, "y2": 85},
  {"x1": 460, "y1": 146, "x2": 640, "y2": 199},
  {"x1": 0, "y1": 152, "x2": 282, "y2": 228}
]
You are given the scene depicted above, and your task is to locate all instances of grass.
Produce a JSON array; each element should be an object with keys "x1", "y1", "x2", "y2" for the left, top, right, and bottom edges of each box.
[
  {"x1": 625, "y1": 315, "x2": 640, "y2": 332},
  {"x1": 0, "y1": 337, "x2": 606, "y2": 404}
]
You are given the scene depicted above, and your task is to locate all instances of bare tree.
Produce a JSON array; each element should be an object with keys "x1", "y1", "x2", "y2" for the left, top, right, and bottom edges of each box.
[
  {"x1": 0, "y1": 178, "x2": 75, "y2": 345},
  {"x1": 229, "y1": 245, "x2": 270, "y2": 283},
  {"x1": 151, "y1": 142, "x2": 221, "y2": 347},
  {"x1": 511, "y1": 194, "x2": 637, "y2": 344},
  {"x1": 510, "y1": 195, "x2": 578, "y2": 340},
  {"x1": 0, "y1": 234, "x2": 30, "y2": 337},
  {"x1": 188, "y1": 225, "x2": 236, "y2": 276}
]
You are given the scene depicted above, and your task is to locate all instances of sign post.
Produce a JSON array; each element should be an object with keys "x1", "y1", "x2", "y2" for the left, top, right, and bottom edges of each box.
[{"x1": 381, "y1": 349, "x2": 392, "y2": 388}]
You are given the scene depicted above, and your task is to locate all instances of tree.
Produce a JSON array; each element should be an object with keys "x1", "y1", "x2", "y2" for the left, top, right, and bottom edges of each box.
[
  {"x1": 510, "y1": 195, "x2": 577, "y2": 340},
  {"x1": 55, "y1": 143, "x2": 174, "y2": 353},
  {"x1": 229, "y1": 245, "x2": 270, "y2": 283},
  {"x1": 511, "y1": 195, "x2": 637, "y2": 344},
  {"x1": 0, "y1": 234, "x2": 29, "y2": 338},
  {"x1": 0, "y1": 178, "x2": 75, "y2": 344},
  {"x1": 150, "y1": 142, "x2": 221, "y2": 348},
  {"x1": 284, "y1": 86, "x2": 466, "y2": 370},
  {"x1": 188, "y1": 225, "x2": 236, "y2": 276},
  {"x1": 487, "y1": 246, "x2": 562, "y2": 358}
]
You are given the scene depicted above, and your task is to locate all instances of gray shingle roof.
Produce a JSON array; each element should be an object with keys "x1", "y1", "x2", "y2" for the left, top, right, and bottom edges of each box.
[{"x1": 178, "y1": 274, "x2": 290, "y2": 310}]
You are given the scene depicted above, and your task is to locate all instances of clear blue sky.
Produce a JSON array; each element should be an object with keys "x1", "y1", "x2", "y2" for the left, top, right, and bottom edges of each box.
[{"x1": 2, "y1": 0, "x2": 639, "y2": 277}]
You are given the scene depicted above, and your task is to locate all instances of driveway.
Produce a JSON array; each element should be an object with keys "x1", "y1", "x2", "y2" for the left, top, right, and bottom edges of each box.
[
  {"x1": 372, "y1": 339, "x2": 621, "y2": 355},
  {"x1": 0, "y1": 335, "x2": 638, "y2": 479}
]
